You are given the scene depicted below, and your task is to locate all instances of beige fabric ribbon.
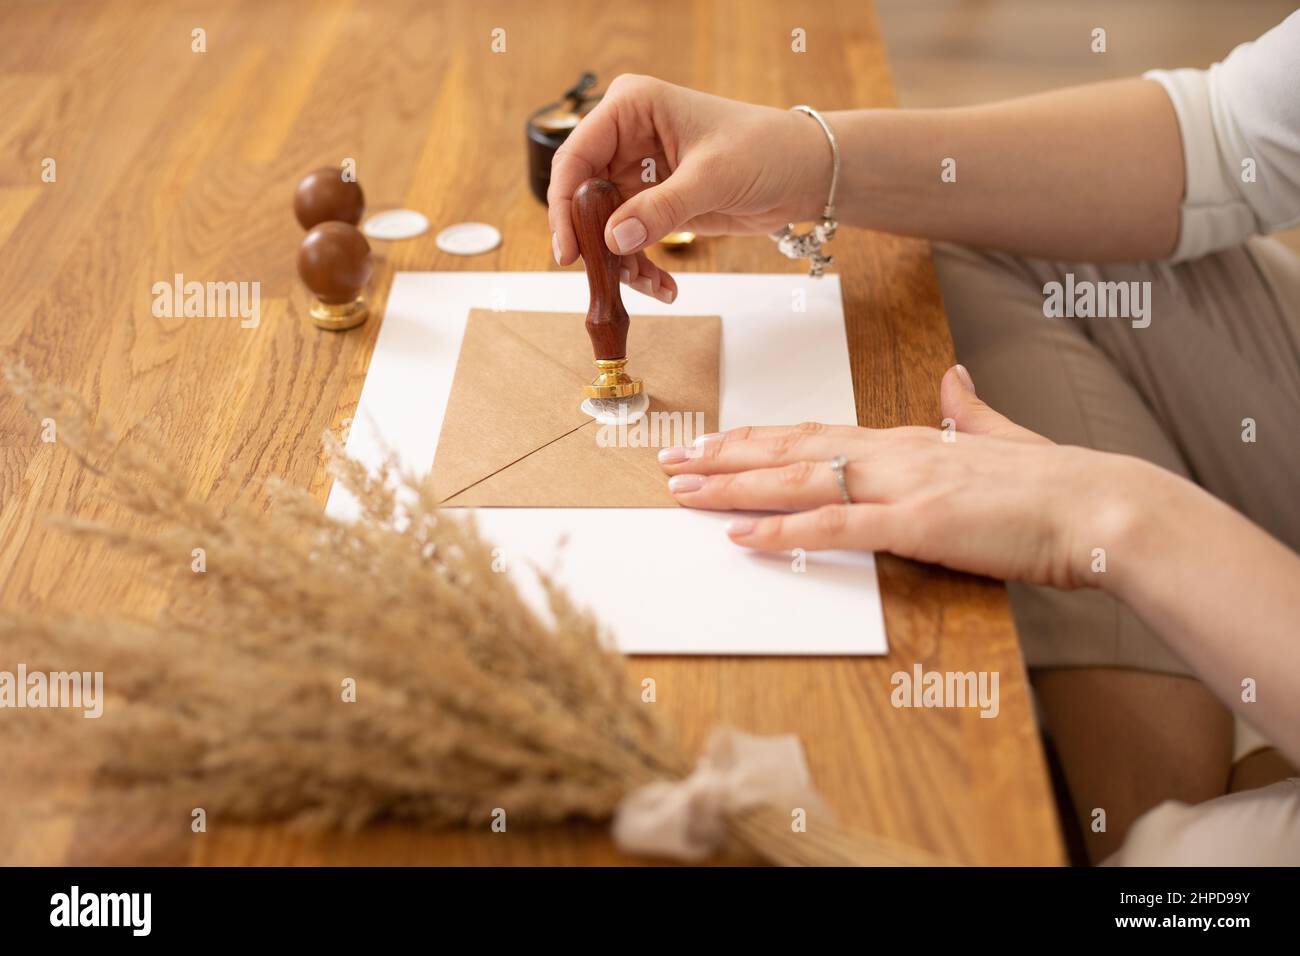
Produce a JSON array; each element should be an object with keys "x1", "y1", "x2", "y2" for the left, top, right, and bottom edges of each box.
[{"x1": 612, "y1": 728, "x2": 823, "y2": 862}]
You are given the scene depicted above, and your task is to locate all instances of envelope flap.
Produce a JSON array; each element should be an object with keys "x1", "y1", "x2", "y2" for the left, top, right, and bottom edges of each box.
[
  {"x1": 431, "y1": 309, "x2": 591, "y2": 501},
  {"x1": 433, "y1": 308, "x2": 721, "y2": 507},
  {"x1": 486, "y1": 309, "x2": 596, "y2": 379}
]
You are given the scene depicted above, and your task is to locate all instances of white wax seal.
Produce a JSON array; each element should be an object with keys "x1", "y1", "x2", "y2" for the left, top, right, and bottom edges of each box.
[
  {"x1": 582, "y1": 393, "x2": 650, "y2": 426},
  {"x1": 435, "y1": 222, "x2": 502, "y2": 256},
  {"x1": 362, "y1": 209, "x2": 430, "y2": 241}
]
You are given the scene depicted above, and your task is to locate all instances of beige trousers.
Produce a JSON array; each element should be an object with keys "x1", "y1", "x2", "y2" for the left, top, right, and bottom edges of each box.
[
  {"x1": 1103, "y1": 778, "x2": 1300, "y2": 866},
  {"x1": 932, "y1": 237, "x2": 1300, "y2": 677}
]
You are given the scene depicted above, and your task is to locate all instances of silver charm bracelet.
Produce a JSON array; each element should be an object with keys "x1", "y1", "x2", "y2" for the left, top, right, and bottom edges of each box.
[{"x1": 770, "y1": 105, "x2": 840, "y2": 278}]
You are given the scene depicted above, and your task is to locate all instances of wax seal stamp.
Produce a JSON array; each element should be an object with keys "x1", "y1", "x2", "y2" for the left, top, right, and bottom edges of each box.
[
  {"x1": 297, "y1": 221, "x2": 372, "y2": 331},
  {"x1": 572, "y1": 178, "x2": 648, "y2": 424},
  {"x1": 293, "y1": 166, "x2": 366, "y2": 230}
]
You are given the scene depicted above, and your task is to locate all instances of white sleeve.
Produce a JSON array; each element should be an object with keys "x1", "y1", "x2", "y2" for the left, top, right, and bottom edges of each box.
[{"x1": 1144, "y1": 10, "x2": 1300, "y2": 262}]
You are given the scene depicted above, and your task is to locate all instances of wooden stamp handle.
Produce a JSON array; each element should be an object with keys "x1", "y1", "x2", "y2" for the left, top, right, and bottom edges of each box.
[{"x1": 572, "y1": 178, "x2": 629, "y2": 360}]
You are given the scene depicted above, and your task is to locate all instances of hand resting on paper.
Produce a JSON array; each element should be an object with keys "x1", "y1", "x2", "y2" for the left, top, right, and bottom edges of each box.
[
  {"x1": 660, "y1": 365, "x2": 1114, "y2": 588},
  {"x1": 657, "y1": 364, "x2": 1300, "y2": 764}
]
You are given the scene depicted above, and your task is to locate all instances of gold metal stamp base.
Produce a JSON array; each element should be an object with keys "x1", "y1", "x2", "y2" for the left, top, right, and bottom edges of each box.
[
  {"x1": 582, "y1": 358, "x2": 644, "y2": 399},
  {"x1": 310, "y1": 296, "x2": 368, "y2": 331}
]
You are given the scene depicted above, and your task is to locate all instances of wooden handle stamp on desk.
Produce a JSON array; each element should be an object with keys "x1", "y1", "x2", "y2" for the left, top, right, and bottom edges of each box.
[
  {"x1": 573, "y1": 178, "x2": 647, "y2": 420},
  {"x1": 297, "y1": 221, "x2": 372, "y2": 331}
]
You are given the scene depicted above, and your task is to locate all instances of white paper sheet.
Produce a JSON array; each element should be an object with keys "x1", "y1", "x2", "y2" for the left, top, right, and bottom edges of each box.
[{"x1": 325, "y1": 272, "x2": 887, "y2": 656}]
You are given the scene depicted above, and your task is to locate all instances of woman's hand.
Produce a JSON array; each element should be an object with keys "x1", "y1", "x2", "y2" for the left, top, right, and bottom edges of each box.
[
  {"x1": 547, "y1": 74, "x2": 833, "y2": 303},
  {"x1": 658, "y1": 365, "x2": 1154, "y2": 590},
  {"x1": 665, "y1": 367, "x2": 1300, "y2": 765}
]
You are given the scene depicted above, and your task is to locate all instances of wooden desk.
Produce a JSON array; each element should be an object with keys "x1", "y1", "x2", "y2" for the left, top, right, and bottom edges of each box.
[{"x1": 0, "y1": 0, "x2": 1063, "y2": 865}]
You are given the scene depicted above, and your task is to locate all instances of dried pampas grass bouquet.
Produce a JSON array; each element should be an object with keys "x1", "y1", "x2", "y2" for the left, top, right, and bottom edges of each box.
[{"x1": 1, "y1": 367, "x2": 943, "y2": 867}]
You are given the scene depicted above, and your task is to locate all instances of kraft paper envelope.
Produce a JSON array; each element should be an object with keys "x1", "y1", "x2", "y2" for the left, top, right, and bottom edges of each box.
[{"x1": 432, "y1": 308, "x2": 720, "y2": 507}]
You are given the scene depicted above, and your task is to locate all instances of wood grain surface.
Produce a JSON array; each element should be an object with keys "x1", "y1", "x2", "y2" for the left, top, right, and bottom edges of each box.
[{"x1": 0, "y1": 0, "x2": 1064, "y2": 865}]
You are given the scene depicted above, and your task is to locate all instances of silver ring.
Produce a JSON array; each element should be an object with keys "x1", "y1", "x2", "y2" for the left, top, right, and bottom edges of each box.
[{"x1": 829, "y1": 454, "x2": 852, "y2": 505}]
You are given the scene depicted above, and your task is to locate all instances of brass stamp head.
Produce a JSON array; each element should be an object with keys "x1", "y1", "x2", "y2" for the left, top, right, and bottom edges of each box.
[
  {"x1": 583, "y1": 358, "x2": 644, "y2": 399},
  {"x1": 309, "y1": 295, "x2": 368, "y2": 331}
]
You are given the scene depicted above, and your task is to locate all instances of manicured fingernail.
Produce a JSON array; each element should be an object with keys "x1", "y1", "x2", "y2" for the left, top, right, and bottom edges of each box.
[
  {"x1": 668, "y1": 474, "x2": 705, "y2": 493},
  {"x1": 612, "y1": 217, "x2": 647, "y2": 254},
  {"x1": 619, "y1": 268, "x2": 630, "y2": 283},
  {"x1": 655, "y1": 287, "x2": 675, "y2": 304},
  {"x1": 727, "y1": 518, "x2": 756, "y2": 536},
  {"x1": 658, "y1": 446, "x2": 690, "y2": 463},
  {"x1": 632, "y1": 276, "x2": 654, "y2": 296},
  {"x1": 552, "y1": 232, "x2": 561, "y2": 265},
  {"x1": 693, "y1": 432, "x2": 723, "y2": 446},
  {"x1": 954, "y1": 363, "x2": 975, "y2": 393}
]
